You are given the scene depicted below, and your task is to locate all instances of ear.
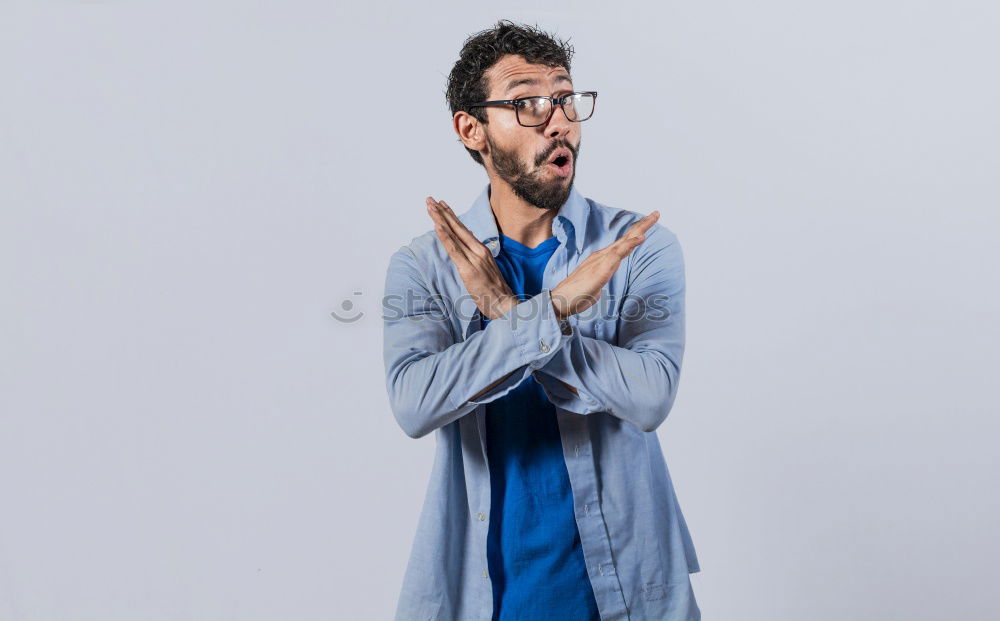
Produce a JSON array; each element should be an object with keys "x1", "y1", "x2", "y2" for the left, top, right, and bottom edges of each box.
[{"x1": 453, "y1": 110, "x2": 487, "y2": 154}]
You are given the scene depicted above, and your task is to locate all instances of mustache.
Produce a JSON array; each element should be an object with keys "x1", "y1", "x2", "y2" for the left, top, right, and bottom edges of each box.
[{"x1": 536, "y1": 140, "x2": 578, "y2": 166}]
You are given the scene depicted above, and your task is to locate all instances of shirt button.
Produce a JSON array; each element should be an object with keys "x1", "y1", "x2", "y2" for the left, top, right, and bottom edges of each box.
[
  {"x1": 539, "y1": 339, "x2": 550, "y2": 353},
  {"x1": 482, "y1": 568, "x2": 489, "y2": 579},
  {"x1": 486, "y1": 240, "x2": 498, "y2": 248},
  {"x1": 477, "y1": 512, "x2": 486, "y2": 521},
  {"x1": 574, "y1": 443, "x2": 580, "y2": 456}
]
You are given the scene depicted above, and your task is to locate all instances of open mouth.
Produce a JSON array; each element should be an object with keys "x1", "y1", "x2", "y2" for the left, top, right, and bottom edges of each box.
[{"x1": 547, "y1": 149, "x2": 572, "y2": 177}]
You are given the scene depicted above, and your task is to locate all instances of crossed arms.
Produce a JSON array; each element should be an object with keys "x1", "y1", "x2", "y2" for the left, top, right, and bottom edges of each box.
[{"x1": 381, "y1": 199, "x2": 685, "y2": 438}]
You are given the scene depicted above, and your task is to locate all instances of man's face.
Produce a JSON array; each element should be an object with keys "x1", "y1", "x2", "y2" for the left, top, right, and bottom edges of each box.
[{"x1": 480, "y1": 55, "x2": 582, "y2": 211}]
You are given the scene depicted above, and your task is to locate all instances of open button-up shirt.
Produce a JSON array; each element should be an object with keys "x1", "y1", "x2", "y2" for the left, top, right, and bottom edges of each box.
[{"x1": 382, "y1": 183, "x2": 701, "y2": 621}]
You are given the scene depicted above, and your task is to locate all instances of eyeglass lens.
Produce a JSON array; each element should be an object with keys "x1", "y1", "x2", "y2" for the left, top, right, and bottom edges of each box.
[{"x1": 518, "y1": 93, "x2": 595, "y2": 126}]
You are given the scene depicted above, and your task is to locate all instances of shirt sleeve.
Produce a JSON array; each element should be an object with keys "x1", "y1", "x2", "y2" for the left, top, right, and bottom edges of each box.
[
  {"x1": 382, "y1": 246, "x2": 572, "y2": 439},
  {"x1": 531, "y1": 224, "x2": 686, "y2": 433}
]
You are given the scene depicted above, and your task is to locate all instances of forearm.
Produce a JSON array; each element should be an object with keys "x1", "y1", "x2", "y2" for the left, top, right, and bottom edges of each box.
[
  {"x1": 532, "y1": 329, "x2": 683, "y2": 432},
  {"x1": 384, "y1": 288, "x2": 570, "y2": 439}
]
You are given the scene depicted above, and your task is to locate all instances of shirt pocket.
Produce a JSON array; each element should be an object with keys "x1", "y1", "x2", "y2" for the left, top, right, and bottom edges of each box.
[
  {"x1": 572, "y1": 286, "x2": 619, "y2": 342},
  {"x1": 593, "y1": 315, "x2": 617, "y2": 343}
]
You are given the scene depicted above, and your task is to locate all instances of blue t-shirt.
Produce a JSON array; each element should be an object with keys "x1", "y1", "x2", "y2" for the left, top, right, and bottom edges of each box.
[{"x1": 480, "y1": 233, "x2": 600, "y2": 621}]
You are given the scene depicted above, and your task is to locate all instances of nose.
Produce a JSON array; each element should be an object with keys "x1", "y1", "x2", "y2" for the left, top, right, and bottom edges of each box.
[{"x1": 543, "y1": 102, "x2": 572, "y2": 139}]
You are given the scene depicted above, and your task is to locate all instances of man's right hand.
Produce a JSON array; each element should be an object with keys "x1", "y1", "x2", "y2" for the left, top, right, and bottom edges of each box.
[
  {"x1": 550, "y1": 211, "x2": 660, "y2": 321},
  {"x1": 426, "y1": 197, "x2": 520, "y2": 320}
]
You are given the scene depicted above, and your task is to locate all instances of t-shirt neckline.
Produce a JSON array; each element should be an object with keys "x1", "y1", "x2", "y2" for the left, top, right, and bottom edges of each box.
[{"x1": 499, "y1": 233, "x2": 560, "y2": 257}]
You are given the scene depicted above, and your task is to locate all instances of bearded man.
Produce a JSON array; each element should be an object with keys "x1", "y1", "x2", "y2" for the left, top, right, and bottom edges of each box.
[{"x1": 382, "y1": 19, "x2": 701, "y2": 621}]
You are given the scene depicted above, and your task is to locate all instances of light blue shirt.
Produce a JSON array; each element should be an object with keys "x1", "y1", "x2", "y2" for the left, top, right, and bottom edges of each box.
[{"x1": 382, "y1": 182, "x2": 701, "y2": 620}]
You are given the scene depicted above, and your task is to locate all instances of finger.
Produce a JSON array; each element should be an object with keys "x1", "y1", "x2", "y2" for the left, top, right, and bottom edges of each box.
[
  {"x1": 434, "y1": 199, "x2": 485, "y2": 253},
  {"x1": 427, "y1": 198, "x2": 471, "y2": 264},
  {"x1": 614, "y1": 212, "x2": 657, "y2": 251},
  {"x1": 426, "y1": 198, "x2": 459, "y2": 240},
  {"x1": 426, "y1": 198, "x2": 464, "y2": 248},
  {"x1": 433, "y1": 218, "x2": 469, "y2": 265},
  {"x1": 608, "y1": 232, "x2": 646, "y2": 259},
  {"x1": 625, "y1": 210, "x2": 659, "y2": 239}
]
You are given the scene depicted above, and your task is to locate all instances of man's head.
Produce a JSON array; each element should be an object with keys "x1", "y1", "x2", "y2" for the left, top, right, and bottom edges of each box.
[{"x1": 446, "y1": 20, "x2": 584, "y2": 212}]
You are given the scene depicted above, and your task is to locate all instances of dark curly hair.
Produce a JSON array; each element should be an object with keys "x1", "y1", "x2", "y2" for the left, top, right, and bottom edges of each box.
[{"x1": 446, "y1": 19, "x2": 575, "y2": 167}]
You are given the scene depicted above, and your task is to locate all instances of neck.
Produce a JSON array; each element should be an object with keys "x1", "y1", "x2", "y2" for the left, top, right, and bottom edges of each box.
[{"x1": 486, "y1": 176, "x2": 558, "y2": 248}]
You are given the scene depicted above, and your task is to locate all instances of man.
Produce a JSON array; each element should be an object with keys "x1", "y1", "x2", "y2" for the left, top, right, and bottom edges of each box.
[{"x1": 382, "y1": 20, "x2": 701, "y2": 621}]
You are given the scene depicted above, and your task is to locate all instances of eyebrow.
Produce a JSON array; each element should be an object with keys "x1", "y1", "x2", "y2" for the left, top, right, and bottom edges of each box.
[{"x1": 505, "y1": 74, "x2": 573, "y2": 95}]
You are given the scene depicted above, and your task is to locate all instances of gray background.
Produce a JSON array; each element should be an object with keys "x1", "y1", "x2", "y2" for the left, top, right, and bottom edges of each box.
[{"x1": 2, "y1": 1, "x2": 998, "y2": 619}]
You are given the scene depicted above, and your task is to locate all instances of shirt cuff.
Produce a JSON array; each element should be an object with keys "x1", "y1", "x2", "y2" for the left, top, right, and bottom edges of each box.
[
  {"x1": 502, "y1": 288, "x2": 572, "y2": 369},
  {"x1": 446, "y1": 289, "x2": 571, "y2": 411}
]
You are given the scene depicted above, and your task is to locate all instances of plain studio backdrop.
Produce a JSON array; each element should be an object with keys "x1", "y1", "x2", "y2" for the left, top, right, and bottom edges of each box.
[{"x1": 1, "y1": 1, "x2": 997, "y2": 619}]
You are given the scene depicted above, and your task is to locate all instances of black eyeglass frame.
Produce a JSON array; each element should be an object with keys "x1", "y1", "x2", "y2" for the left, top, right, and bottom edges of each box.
[{"x1": 466, "y1": 91, "x2": 598, "y2": 127}]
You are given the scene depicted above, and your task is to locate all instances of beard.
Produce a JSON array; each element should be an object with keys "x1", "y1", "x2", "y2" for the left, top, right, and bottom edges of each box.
[{"x1": 485, "y1": 131, "x2": 579, "y2": 212}]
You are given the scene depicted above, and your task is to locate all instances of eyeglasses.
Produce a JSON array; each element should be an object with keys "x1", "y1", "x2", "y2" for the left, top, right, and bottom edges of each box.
[{"x1": 467, "y1": 91, "x2": 598, "y2": 127}]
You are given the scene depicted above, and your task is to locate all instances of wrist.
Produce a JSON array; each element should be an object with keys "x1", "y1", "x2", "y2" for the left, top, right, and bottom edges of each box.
[
  {"x1": 550, "y1": 287, "x2": 568, "y2": 321},
  {"x1": 495, "y1": 293, "x2": 520, "y2": 318}
]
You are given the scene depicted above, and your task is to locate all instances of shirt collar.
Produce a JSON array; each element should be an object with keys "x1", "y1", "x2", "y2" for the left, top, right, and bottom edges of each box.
[{"x1": 459, "y1": 182, "x2": 590, "y2": 257}]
